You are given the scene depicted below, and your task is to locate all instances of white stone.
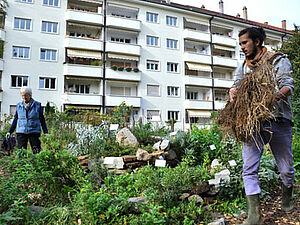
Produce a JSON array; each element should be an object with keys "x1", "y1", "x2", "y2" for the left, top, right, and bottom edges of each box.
[
  {"x1": 116, "y1": 128, "x2": 139, "y2": 147},
  {"x1": 210, "y1": 144, "x2": 216, "y2": 150},
  {"x1": 155, "y1": 159, "x2": 166, "y2": 167},
  {"x1": 214, "y1": 169, "x2": 230, "y2": 183},
  {"x1": 110, "y1": 124, "x2": 119, "y2": 130},
  {"x1": 103, "y1": 157, "x2": 124, "y2": 169},
  {"x1": 228, "y1": 160, "x2": 237, "y2": 167},
  {"x1": 211, "y1": 159, "x2": 221, "y2": 169},
  {"x1": 160, "y1": 139, "x2": 170, "y2": 150},
  {"x1": 208, "y1": 218, "x2": 225, "y2": 225},
  {"x1": 208, "y1": 179, "x2": 220, "y2": 188},
  {"x1": 153, "y1": 141, "x2": 161, "y2": 150}
]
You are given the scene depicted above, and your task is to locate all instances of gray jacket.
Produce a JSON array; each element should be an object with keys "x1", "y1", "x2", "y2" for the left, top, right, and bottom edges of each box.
[{"x1": 233, "y1": 54, "x2": 294, "y2": 121}]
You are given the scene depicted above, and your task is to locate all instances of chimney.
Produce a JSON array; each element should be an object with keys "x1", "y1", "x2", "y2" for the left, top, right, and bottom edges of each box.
[
  {"x1": 219, "y1": 0, "x2": 224, "y2": 14},
  {"x1": 282, "y1": 20, "x2": 286, "y2": 30},
  {"x1": 166, "y1": 0, "x2": 170, "y2": 3},
  {"x1": 201, "y1": 4, "x2": 205, "y2": 9},
  {"x1": 264, "y1": 22, "x2": 268, "y2": 25},
  {"x1": 236, "y1": 13, "x2": 240, "y2": 18},
  {"x1": 243, "y1": 6, "x2": 248, "y2": 20}
]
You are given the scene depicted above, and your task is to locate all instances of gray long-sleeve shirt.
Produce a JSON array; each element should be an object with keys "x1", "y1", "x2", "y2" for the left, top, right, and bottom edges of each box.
[{"x1": 233, "y1": 54, "x2": 294, "y2": 121}]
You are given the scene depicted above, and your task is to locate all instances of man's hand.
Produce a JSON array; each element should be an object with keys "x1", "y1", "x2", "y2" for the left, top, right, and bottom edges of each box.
[
  {"x1": 229, "y1": 87, "x2": 237, "y2": 102},
  {"x1": 275, "y1": 87, "x2": 291, "y2": 101}
]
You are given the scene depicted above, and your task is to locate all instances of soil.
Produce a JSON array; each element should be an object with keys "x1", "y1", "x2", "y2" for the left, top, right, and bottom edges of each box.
[{"x1": 227, "y1": 183, "x2": 300, "y2": 225}]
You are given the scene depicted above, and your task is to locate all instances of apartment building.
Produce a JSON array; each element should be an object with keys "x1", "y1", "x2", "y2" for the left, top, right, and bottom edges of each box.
[{"x1": 0, "y1": 0, "x2": 292, "y2": 130}]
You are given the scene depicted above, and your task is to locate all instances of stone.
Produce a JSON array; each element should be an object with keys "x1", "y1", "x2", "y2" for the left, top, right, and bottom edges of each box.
[
  {"x1": 188, "y1": 194, "x2": 204, "y2": 204},
  {"x1": 160, "y1": 139, "x2": 170, "y2": 150},
  {"x1": 116, "y1": 128, "x2": 139, "y2": 147},
  {"x1": 122, "y1": 155, "x2": 137, "y2": 162},
  {"x1": 207, "y1": 218, "x2": 226, "y2": 225},
  {"x1": 179, "y1": 193, "x2": 190, "y2": 200},
  {"x1": 211, "y1": 159, "x2": 221, "y2": 170},
  {"x1": 164, "y1": 149, "x2": 177, "y2": 160},
  {"x1": 154, "y1": 159, "x2": 166, "y2": 167},
  {"x1": 214, "y1": 169, "x2": 230, "y2": 183},
  {"x1": 228, "y1": 160, "x2": 237, "y2": 167},
  {"x1": 153, "y1": 141, "x2": 161, "y2": 150},
  {"x1": 103, "y1": 157, "x2": 124, "y2": 169},
  {"x1": 128, "y1": 197, "x2": 147, "y2": 204},
  {"x1": 136, "y1": 148, "x2": 151, "y2": 161}
]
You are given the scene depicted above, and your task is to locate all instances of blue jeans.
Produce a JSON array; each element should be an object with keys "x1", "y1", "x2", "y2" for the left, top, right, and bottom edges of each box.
[{"x1": 242, "y1": 118, "x2": 294, "y2": 196}]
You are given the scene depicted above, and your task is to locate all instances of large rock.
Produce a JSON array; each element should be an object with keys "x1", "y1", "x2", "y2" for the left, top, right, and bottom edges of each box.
[
  {"x1": 136, "y1": 148, "x2": 151, "y2": 161},
  {"x1": 103, "y1": 157, "x2": 124, "y2": 169},
  {"x1": 116, "y1": 128, "x2": 139, "y2": 147}
]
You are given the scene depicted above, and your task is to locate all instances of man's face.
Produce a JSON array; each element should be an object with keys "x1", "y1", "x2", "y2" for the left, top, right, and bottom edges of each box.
[
  {"x1": 239, "y1": 33, "x2": 259, "y2": 59},
  {"x1": 21, "y1": 92, "x2": 31, "y2": 103}
]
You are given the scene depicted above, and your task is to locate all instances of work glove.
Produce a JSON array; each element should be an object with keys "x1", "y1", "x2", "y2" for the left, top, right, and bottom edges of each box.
[{"x1": 6, "y1": 133, "x2": 10, "y2": 138}]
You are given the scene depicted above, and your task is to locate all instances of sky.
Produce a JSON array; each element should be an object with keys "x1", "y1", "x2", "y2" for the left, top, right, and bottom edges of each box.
[{"x1": 170, "y1": 0, "x2": 299, "y2": 30}]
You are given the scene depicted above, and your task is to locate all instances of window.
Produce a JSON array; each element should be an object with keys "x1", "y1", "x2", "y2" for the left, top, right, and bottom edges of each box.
[
  {"x1": 40, "y1": 48, "x2": 57, "y2": 61},
  {"x1": 146, "y1": 60, "x2": 159, "y2": 71},
  {"x1": 146, "y1": 35, "x2": 159, "y2": 47},
  {"x1": 146, "y1": 12, "x2": 158, "y2": 23},
  {"x1": 147, "y1": 110, "x2": 160, "y2": 121},
  {"x1": 167, "y1": 86, "x2": 179, "y2": 97},
  {"x1": 11, "y1": 75, "x2": 28, "y2": 87},
  {"x1": 166, "y1": 39, "x2": 178, "y2": 49},
  {"x1": 12, "y1": 46, "x2": 30, "y2": 59},
  {"x1": 147, "y1": 84, "x2": 159, "y2": 96},
  {"x1": 186, "y1": 91, "x2": 198, "y2": 100},
  {"x1": 10, "y1": 105, "x2": 17, "y2": 116},
  {"x1": 41, "y1": 21, "x2": 58, "y2": 34},
  {"x1": 39, "y1": 77, "x2": 56, "y2": 90},
  {"x1": 43, "y1": 0, "x2": 59, "y2": 7},
  {"x1": 17, "y1": 0, "x2": 33, "y2": 3},
  {"x1": 166, "y1": 16, "x2": 177, "y2": 26},
  {"x1": 167, "y1": 62, "x2": 178, "y2": 72},
  {"x1": 111, "y1": 37, "x2": 131, "y2": 44},
  {"x1": 14, "y1": 17, "x2": 31, "y2": 31},
  {"x1": 167, "y1": 111, "x2": 179, "y2": 121},
  {"x1": 111, "y1": 86, "x2": 131, "y2": 96}
]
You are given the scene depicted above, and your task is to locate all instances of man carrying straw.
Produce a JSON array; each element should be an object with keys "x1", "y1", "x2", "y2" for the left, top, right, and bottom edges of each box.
[{"x1": 228, "y1": 27, "x2": 295, "y2": 224}]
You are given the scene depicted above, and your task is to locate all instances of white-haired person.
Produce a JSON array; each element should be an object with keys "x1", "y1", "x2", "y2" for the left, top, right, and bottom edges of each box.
[{"x1": 6, "y1": 87, "x2": 48, "y2": 154}]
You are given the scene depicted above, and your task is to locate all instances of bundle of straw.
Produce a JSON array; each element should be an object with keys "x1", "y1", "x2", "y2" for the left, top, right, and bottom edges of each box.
[{"x1": 217, "y1": 61, "x2": 276, "y2": 143}]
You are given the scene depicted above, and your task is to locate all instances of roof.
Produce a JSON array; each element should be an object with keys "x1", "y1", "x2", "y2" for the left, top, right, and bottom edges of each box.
[{"x1": 140, "y1": 0, "x2": 293, "y2": 35}]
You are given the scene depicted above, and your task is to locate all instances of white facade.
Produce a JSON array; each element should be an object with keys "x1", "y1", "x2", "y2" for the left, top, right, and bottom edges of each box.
[{"x1": 0, "y1": 0, "x2": 291, "y2": 130}]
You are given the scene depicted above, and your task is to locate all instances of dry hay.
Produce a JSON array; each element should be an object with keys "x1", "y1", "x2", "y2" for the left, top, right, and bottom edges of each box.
[{"x1": 217, "y1": 61, "x2": 276, "y2": 143}]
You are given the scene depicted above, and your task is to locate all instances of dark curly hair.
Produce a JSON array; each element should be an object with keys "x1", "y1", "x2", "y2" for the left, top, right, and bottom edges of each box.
[{"x1": 238, "y1": 27, "x2": 266, "y2": 48}]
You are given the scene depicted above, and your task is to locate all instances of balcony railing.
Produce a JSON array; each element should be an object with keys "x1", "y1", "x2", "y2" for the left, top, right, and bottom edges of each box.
[
  {"x1": 214, "y1": 100, "x2": 227, "y2": 110},
  {"x1": 107, "y1": 42, "x2": 141, "y2": 56},
  {"x1": 107, "y1": 68, "x2": 141, "y2": 82},
  {"x1": 106, "y1": 95, "x2": 141, "y2": 107},
  {"x1": 183, "y1": 52, "x2": 211, "y2": 64},
  {"x1": 184, "y1": 76, "x2": 212, "y2": 87},
  {"x1": 214, "y1": 78, "x2": 234, "y2": 88},
  {"x1": 63, "y1": 64, "x2": 102, "y2": 78},
  {"x1": 183, "y1": 29, "x2": 210, "y2": 43},
  {"x1": 107, "y1": 15, "x2": 141, "y2": 31},
  {"x1": 65, "y1": 36, "x2": 103, "y2": 51},
  {"x1": 62, "y1": 93, "x2": 102, "y2": 105},
  {"x1": 212, "y1": 34, "x2": 236, "y2": 47},
  {"x1": 65, "y1": 9, "x2": 103, "y2": 25},
  {"x1": 184, "y1": 99, "x2": 213, "y2": 110},
  {"x1": 213, "y1": 56, "x2": 238, "y2": 68}
]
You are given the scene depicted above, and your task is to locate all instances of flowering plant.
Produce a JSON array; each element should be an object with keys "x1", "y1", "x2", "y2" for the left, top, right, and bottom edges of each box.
[
  {"x1": 111, "y1": 65, "x2": 117, "y2": 70},
  {"x1": 117, "y1": 66, "x2": 124, "y2": 71},
  {"x1": 133, "y1": 67, "x2": 139, "y2": 72},
  {"x1": 125, "y1": 66, "x2": 132, "y2": 72}
]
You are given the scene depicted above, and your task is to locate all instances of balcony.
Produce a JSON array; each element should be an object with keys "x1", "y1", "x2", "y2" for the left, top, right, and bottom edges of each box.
[
  {"x1": 213, "y1": 56, "x2": 237, "y2": 68},
  {"x1": 0, "y1": 29, "x2": 5, "y2": 41},
  {"x1": 214, "y1": 78, "x2": 234, "y2": 88},
  {"x1": 214, "y1": 101, "x2": 227, "y2": 110},
  {"x1": 106, "y1": 95, "x2": 141, "y2": 107},
  {"x1": 0, "y1": 59, "x2": 3, "y2": 70},
  {"x1": 65, "y1": 36, "x2": 103, "y2": 51},
  {"x1": 107, "y1": 16, "x2": 141, "y2": 31},
  {"x1": 0, "y1": 91, "x2": 2, "y2": 101},
  {"x1": 107, "y1": 42, "x2": 141, "y2": 56},
  {"x1": 212, "y1": 34, "x2": 236, "y2": 47},
  {"x1": 184, "y1": 100, "x2": 213, "y2": 110},
  {"x1": 106, "y1": 68, "x2": 141, "y2": 82},
  {"x1": 183, "y1": 52, "x2": 211, "y2": 64},
  {"x1": 65, "y1": 9, "x2": 103, "y2": 25},
  {"x1": 184, "y1": 76, "x2": 212, "y2": 87},
  {"x1": 183, "y1": 29, "x2": 210, "y2": 43},
  {"x1": 62, "y1": 93, "x2": 102, "y2": 105},
  {"x1": 63, "y1": 64, "x2": 102, "y2": 78}
]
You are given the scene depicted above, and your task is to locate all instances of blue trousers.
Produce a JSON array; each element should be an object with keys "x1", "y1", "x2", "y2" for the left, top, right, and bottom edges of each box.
[{"x1": 242, "y1": 118, "x2": 294, "y2": 196}]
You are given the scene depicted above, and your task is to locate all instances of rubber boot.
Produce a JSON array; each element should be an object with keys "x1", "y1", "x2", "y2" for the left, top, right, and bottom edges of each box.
[
  {"x1": 282, "y1": 185, "x2": 294, "y2": 212},
  {"x1": 242, "y1": 194, "x2": 263, "y2": 225}
]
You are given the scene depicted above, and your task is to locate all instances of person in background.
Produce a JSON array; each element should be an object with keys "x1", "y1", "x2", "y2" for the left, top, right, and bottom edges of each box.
[
  {"x1": 6, "y1": 87, "x2": 48, "y2": 154},
  {"x1": 230, "y1": 27, "x2": 294, "y2": 225}
]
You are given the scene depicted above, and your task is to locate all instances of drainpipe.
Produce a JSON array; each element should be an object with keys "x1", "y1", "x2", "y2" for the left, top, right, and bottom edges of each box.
[
  {"x1": 102, "y1": 0, "x2": 107, "y2": 114},
  {"x1": 209, "y1": 16, "x2": 215, "y2": 112},
  {"x1": 281, "y1": 32, "x2": 287, "y2": 47}
]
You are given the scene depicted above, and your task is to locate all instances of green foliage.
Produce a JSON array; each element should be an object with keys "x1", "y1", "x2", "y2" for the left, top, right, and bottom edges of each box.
[
  {"x1": 109, "y1": 101, "x2": 132, "y2": 128},
  {"x1": 0, "y1": 114, "x2": 13, "y2": 138}
]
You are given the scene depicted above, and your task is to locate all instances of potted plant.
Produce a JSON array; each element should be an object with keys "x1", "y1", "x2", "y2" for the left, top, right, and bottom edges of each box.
[
  {"x1": 111, "y1": 65, "x2": 117, "y2": 71},
  {"x1": 125, "y1": 66, "x2": 132, "y2": 72},
  {"x1": 133, "y1": 67, "x2": 139, "y2": 72},
  {"x1": 118, "y1": 66, "x2": 124, "y2": 71}
]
